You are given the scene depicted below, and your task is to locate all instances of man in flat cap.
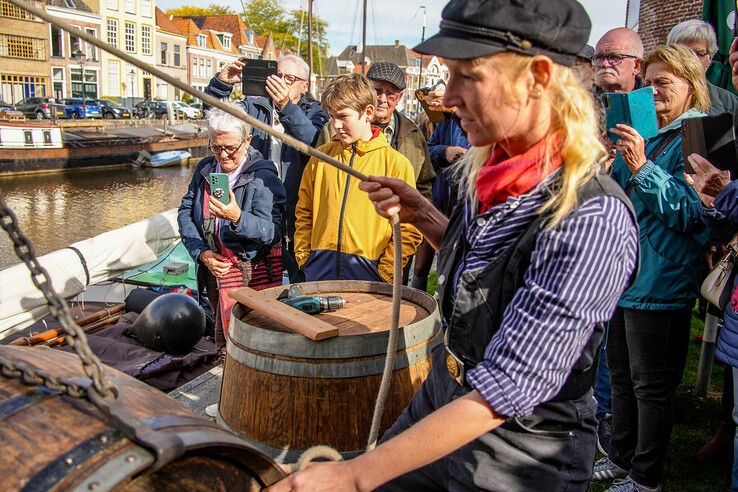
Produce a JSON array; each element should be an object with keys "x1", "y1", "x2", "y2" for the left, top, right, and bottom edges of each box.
[{"x1": 364, "y1": 61, "x2": 435, "y2": 202}]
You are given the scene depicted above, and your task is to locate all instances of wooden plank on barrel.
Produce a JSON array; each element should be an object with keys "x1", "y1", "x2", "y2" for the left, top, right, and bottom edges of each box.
[{"x1": 229, "y1": 287, "x2": 339, "y2": 341}]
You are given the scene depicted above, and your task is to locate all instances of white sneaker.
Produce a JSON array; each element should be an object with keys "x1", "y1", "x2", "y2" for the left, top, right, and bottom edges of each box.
[{"x1": 205, "y1": 403, "x2": 218, "y2": 417}]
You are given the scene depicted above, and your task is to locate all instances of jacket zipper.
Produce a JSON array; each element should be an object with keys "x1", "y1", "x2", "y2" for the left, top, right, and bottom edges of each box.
[{"x1": 336, "y1": 143, "x2": 357, "y2": 279}]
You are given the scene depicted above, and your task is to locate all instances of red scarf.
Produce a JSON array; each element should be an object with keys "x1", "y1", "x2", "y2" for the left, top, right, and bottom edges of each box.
[{"x1": 476, "y1": 133, "x2": 564, "y2": 213}]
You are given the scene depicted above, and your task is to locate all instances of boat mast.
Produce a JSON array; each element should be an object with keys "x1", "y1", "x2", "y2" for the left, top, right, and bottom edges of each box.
[
  {"x1": 361, "y1": 0, "x2": 367, "y2": 73},
  {"x1": 308, "y1": 0, "x2": 313, "y2": 92}
]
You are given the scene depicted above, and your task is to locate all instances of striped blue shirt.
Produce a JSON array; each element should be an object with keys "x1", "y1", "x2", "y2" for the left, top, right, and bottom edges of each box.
[{"x1": 457, "y1": 176, "x2": 639, "y2": 418}]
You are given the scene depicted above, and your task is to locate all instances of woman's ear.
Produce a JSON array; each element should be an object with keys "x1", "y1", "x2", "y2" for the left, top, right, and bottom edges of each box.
[{"x1": 529, "y1": 56, "x2": 554, "y2": 91}]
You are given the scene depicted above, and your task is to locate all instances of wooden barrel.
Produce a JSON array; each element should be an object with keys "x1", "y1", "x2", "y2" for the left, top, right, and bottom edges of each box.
[
  {"x1": 0, "y1": 345, "x2": 285, "y2": 491},
  {"x1": 219, "y1": 280, "x2": 442, "y2": 462}
]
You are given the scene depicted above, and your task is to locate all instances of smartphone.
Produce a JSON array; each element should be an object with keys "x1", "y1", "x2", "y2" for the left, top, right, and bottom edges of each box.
[
  {"x1": 681, "y1": 113, "x2": 738, "y2": 177},
  {"x1": 209, "y1": 173, "x2": 230, "y2": 205},
  {"x1": 601, "y1": 86, "x2": 659, "y2": 143},
  {"x1": 242, "y1": 59, "x2": 278, "y2": 98}
]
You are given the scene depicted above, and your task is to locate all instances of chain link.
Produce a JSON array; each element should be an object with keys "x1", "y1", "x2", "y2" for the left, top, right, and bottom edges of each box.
[{"x1": 0, "y1": 191, "x2": 116, "y2": 399}]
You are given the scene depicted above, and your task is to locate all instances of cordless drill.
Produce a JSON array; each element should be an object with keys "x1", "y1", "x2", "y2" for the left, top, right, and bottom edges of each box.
[{"x1": 279, "y1": 294, "x2": 346, "y2": 315}]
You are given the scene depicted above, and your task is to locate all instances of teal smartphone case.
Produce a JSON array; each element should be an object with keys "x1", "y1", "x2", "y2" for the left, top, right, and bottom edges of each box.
[
  {"x1": 209, "y1": 173, "x2": 230, "y2": 205},
  {"x1": 601, "y1": 87, "x2": 659, "y2": 143}
]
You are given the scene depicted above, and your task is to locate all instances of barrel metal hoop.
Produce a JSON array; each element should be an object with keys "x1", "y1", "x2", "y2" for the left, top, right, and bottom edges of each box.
[
  {"x1": 0, "y1": 387, "x2": 60, "y2": 423},
  {"x1": 231, "y1": 303, "x2": 441, "y2": 360},
  {"x1": 72, "y1": 446, "x2": 154, "y2": 492},
  {"x1": 143, "y1": 414, "x2": 224, "y2": 431},
  {"x1": 20, "y1": 429, "x2": 124, "y2": 492},
  {"x1": 225, "y1": 330, "x2": 442, "y2": 378}
]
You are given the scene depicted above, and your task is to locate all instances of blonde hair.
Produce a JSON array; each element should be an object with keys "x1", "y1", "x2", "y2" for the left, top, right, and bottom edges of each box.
[
  {"x1": 644, "y1": 44, "x2": 710, "y2": 112},
  {"x1": 321, "y1": 73, "x2": 377, "y2": 115},
  {"x1": 458, "y1": 52, "x2": 606, "y2": 228}
]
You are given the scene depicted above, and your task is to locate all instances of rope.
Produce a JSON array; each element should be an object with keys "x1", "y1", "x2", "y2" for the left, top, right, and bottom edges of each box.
[
  {"x1": 5, "y1": 0, "x2": 406, "y2": 462},
  {"x1": 295, "y1": 445, "x2": 344, "y2": 471}
]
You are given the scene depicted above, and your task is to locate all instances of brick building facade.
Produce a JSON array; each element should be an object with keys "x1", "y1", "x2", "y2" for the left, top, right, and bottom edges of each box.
[{"x1": 637, "y1": 0, "x2": 702, "y2": 52}]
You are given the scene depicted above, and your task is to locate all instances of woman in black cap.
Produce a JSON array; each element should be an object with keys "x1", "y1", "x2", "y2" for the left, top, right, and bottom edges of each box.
[{"x1": 267, "y1": 1, "x2": 639, "y2": 490}]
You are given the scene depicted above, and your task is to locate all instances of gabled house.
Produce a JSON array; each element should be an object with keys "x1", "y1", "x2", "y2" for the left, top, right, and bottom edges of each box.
[
  {"x1": 46, "y1": 0, "x2": 102, "y2": 100},
  {"x1": 154, "y1": 8, "x2": 186, "y2": 101},
  {"x1": 171, "y1": 17, "x2": 237, "y2": 92},
  {"x1": 0, "y1": 0, "x2": 51, "y2": 103}
]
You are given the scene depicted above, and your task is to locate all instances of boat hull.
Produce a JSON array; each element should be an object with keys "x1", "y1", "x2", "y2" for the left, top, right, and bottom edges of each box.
[{"x1": 0, "y1": 137, "x2": 208, "y2": 175}]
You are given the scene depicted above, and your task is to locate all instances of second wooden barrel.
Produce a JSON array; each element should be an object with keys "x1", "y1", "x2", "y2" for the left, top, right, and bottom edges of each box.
[
  {"x1": 0, "y1": 345, "x2": 285, "y2": 491},
  {"x1": 218, "y1": 280, "x2": 442, "y2": 462}
]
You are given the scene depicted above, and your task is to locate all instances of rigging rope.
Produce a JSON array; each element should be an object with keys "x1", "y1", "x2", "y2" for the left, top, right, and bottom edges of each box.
[{"x1": 6, "y1": 0, "x2": 406, "y2": 459}]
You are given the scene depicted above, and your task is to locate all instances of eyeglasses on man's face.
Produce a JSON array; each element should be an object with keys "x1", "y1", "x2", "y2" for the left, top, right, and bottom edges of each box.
[
  {"x1": 373, "y1": 86, "x2": 402, "y2": 99},
  {"x1": 277, "y1": 72, "x2": 304, "y2": 85},
  {"x1": 209, "y1": 140, "x2": 244, "y2": 156},
  {"x1": 591, "y1": 53, "x2": 640, "y2": 67}
]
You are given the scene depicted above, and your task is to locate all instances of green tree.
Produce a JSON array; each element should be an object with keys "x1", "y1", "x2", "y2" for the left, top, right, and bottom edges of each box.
[
  {"x1": 288, "y1": 8, "x2": 329, "y2": 74},
  {"x1": 165, "y1": 4, "x2": 234, "y2": 17},
  {"x1": 243, "y1": 0, "x2": 330, "y2": 73},
  {"x1": 244, "y1": 0, "x2": 294, "y2": 50}
]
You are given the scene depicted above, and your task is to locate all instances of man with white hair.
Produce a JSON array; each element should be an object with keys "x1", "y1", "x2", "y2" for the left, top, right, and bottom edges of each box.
[
  {"x1": 593, "y1": 28, "x2": 644, "y2": 94},
  {"x1": 205, "y1": 54, "x2": 329, "y2": 283},
  {"x1": 668, "y1": 19, "x2": 738, "y2": 117}
]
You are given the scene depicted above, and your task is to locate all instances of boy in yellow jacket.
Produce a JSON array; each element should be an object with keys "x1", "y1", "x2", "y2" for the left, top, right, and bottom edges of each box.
[{"x1": 294, "y1": 73, "x2": 422, "y2": 282}]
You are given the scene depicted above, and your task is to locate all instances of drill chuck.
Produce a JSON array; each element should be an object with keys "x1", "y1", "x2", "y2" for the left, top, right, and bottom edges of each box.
[{"x1": 320, "y1": 296, "x2": 346, "y2": 312}]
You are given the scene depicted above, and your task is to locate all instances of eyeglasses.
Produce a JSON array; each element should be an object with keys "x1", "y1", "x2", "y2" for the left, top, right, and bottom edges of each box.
[
  {"x1": 691, "y1": 49, "x2": 711, "y2": 58},
  {"x1": 209, "y1": 140, "x2": 244, "y2": 156},
  {"x1": 591, "y1": 53, "x2": 640, "y2": 67},
  {"x1": 277, "y1": 72, "x2": 304, "y2": 85},
  {"x1": 374, "y1": 87, "x2": 402, "y2": 99}
]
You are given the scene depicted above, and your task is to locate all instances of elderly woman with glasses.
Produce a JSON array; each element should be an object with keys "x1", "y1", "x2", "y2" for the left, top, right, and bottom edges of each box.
[
  {"x1": 178, "y1": 101, "x2": 286, "y2": 347},
  {"x1": 590, "y1": 44, "x2": 710, "y2": 492}
]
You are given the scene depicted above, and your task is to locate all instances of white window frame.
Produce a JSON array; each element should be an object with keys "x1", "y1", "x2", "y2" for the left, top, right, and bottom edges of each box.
[
  {"x1": 196, "y1": 34, "x2": 206, "y2": 48},
  {"x1": 48, "y1": 23, "x2": 64, "y2": 57},
  {"x1": 125, "y1": 0, "x2": 135, "y2": 15},
  {"x1": 172, "y1": 44, "x2": 180, "y2": 67},
  {"x1": 51, "y1": 66, "x2": 66, "y2": 99},
  {"x1": 124, "y1": 21, "x2": 135, "y2": 53},
  {"x1": 84, "y1": 28, "x2": 96, "y2": 61},
  {"x1": 108, "y1": 60, "x2": 120, "y2": 97},
  {"x1": 106, "y1": 0, "x2": 117, "y2": 11},
  {"x1": 107, "y1": 19, "x2": 118, "y2": 48},
  {"x1": 141, "y1": 25, "x2": 151, "y2": 56}
]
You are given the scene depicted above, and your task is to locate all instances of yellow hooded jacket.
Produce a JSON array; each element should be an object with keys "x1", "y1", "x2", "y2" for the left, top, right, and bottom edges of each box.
[{"x1": 294, "y1": 132, "x2": 423, "y2": 283}]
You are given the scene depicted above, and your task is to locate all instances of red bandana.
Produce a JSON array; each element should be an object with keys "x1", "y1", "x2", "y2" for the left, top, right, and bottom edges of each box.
[{"x1": 476, "y1": 132, "x2": 564, "y2": 213}]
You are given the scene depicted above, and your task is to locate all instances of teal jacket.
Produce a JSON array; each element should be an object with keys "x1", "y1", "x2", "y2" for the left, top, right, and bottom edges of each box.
[{"x1": 611, "y1": 108, "x2": 709, "y2": 310}]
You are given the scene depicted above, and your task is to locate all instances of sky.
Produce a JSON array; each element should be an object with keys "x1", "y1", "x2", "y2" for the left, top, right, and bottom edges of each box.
[{"x1": 156, "y1": 0, "x2": 630, "y2": 56}]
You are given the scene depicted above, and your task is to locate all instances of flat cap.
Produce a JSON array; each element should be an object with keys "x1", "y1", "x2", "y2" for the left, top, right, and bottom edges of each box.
[
  {"x1": 414, "y1": 0, "x2": 591, "y2": 66},
  {"x1": 366, "y1": 61, "x2": 406, "y2": 91}
]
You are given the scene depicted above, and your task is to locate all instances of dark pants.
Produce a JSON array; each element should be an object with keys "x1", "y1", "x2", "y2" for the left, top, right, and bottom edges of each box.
[
  {"x1": 377, "y1": 345, "x2": 598, "y2": 492},
  {"x1": 607, "y1": 306, "x2": 692, "y2": 488}
]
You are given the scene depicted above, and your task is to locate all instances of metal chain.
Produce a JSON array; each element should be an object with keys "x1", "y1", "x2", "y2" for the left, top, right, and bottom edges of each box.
[{"x1": 0, "y1": 191, "x2": 116, "y2": 399}]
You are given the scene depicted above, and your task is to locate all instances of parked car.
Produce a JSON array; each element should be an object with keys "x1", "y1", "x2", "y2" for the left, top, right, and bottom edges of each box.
[
  {"x1": 0, "y1": 99, "x2": 15, "y2": 112},
  {"x1": 133, "y1": 101, "x2": 170, "y2": 119},
  {"x1": 96, "y1": 99, "x2": 132, "y2": 119},
  {"x1": 172, "y1": 101, "x2": 202, "y2": 119},
  {"x1": 189, "y1": 102, "x2": 203, "y2": 111},
  {"x1": 14, "y1": 97, "x2": 66, "y2": 120},
  {"x1": 61, "y1": 98, "x2": 103, "y2": 119}
]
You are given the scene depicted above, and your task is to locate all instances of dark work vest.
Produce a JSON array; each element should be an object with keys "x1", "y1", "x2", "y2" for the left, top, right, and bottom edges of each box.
[{"x1": 436, "y1": 173, "x2": 638, "y2": 402}]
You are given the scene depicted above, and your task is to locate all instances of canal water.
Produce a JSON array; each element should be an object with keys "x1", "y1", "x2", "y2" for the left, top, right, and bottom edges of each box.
[{"x1": 0, "y1": 165, "x2": 197, "y2": 270}]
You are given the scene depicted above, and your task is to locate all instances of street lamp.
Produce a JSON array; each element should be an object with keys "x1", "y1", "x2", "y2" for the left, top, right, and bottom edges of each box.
[
  {"x1": 128, "y1": 69, "x2": 135, "y2": 110},
  {"x1": 74, "y1": 49, "x2": 87, "y2": 98}
]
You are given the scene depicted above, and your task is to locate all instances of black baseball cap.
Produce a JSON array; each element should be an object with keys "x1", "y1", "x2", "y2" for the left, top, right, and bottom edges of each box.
[{"x1": 414, "y1": 0, "x2": 591, "y2": 66}]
